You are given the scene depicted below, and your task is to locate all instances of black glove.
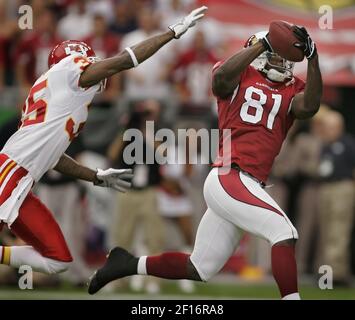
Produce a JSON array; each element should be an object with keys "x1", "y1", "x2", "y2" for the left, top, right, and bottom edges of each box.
[
  {"x1": 293, "y1": 26, "x2": 317, "y2": 60},
  {"x1": 260, "y1": 33, "x2": 273, "y2": 53}
]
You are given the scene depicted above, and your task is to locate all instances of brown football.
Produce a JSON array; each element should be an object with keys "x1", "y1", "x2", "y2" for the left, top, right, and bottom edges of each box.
[{"x1": 268, "y1": 20, "x2": 304, "y2": 62}]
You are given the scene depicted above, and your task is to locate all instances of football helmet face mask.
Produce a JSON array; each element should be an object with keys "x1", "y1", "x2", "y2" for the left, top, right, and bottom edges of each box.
[
  {"x1": 48, "y1": 40, "x2": 106, "y2": 92},
  {"x1": 245, "y1": 31, "x2": 294, "y2": 83}
]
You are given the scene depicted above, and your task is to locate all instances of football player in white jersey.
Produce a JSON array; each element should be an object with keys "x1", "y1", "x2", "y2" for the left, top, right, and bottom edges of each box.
[{"x1": 0, "y1": 7, "x2": 207, "y2": 276}]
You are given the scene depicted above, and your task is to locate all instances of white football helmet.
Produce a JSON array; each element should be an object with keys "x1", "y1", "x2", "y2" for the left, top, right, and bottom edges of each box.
[{"x1": 245, "y1": 31, "x2": 295, "y2": 83}]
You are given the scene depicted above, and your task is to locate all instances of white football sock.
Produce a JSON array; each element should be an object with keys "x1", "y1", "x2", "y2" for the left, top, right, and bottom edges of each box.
[
  {"x1": 6, "y1": 245, "x2": 71, "y2": 274},
  {"x1": 282, "y1": 292, "x2": 301, "y2": 300},
  {"x1": 137, "y1": 256, "x2": 147, "y2": 275}
]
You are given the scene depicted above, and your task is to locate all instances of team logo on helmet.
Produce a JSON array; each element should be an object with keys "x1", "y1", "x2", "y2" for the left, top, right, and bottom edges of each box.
[
  {"x1": 244, "y1": 35, "x2": 259, "y2": 48},
  {"x1": 64, "y1": 43, "x2": 90, "y2": 56}
]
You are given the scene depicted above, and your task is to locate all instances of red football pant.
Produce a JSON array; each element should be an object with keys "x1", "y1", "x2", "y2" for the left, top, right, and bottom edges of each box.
[
  {"x1": 0, "y1": 153, "x2": 72, "y2": 262},
  {"x1": 10, "y1": 192, "x2": 73, "y2": 262}
]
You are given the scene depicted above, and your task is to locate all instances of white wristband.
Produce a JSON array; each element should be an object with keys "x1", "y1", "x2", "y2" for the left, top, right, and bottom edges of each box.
[
  {"x1": 125, "y1": 47, "x2": 139, "y2": 67},
  {"x1": 137, "y1": 256, "x2": 147, "y2": 275}
]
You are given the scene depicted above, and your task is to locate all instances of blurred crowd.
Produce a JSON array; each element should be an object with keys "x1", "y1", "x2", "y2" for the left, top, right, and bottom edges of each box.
[{"x1": 0, "y1": 0, "x2": 355, "y2": 292}]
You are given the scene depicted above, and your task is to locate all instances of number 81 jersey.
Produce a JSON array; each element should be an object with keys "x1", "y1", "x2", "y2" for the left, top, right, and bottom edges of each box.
[
  {"x1": 213, "y1": 64, "x2": 305, "y2": 184},
  {"x1": 1, "y1": 54, "x2": 100, "y2": 182}
]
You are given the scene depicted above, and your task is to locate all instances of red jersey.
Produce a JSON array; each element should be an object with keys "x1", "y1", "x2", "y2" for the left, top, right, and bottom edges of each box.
[{"x1": 213, "y1": 64, "x2": 305, "y2": 183}]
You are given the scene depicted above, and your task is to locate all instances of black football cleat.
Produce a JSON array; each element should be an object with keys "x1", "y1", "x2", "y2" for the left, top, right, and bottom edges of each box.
[{"x1": 87, "y1": 247, "x2": 138, "y2": 295}]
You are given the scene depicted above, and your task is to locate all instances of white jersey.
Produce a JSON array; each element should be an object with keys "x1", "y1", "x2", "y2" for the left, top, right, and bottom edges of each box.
[{"x1": 1, "y1": 54, "x2": 100, "y2": 182}]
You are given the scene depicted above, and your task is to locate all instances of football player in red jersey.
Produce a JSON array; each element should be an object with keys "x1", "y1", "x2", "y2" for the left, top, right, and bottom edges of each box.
[
  {"x1": 88, "y1": 26, "x2": 322, "y2": 299},
  {"x1": 0, "y1": 7, "x2": 207, "y2": 278}
]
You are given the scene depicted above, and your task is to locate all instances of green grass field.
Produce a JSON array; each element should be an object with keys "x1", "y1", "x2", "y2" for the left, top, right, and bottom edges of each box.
[{"x1": 1, "y1": 280, "x2": 354, "y2": 300}]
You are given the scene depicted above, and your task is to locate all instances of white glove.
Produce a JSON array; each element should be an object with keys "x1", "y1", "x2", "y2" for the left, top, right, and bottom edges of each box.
[
  {"x1": 168, "y1": 6, "x2": 208, "y2": 39},
  {"x1": 94, "y1": 168, "x2": 133, "y2": 192}
]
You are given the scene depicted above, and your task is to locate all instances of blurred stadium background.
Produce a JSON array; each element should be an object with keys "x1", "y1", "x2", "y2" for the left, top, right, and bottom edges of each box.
[{"x1": 1, "y1": 0, "x2": 355, "y2": 300}]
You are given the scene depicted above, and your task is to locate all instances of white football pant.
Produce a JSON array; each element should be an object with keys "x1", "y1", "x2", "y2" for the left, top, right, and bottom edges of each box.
[{"x1": 190, "y1": 167, "x2": 298, "y2": 281}]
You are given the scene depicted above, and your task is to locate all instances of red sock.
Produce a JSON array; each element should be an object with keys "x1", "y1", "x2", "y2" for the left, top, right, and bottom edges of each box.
[
  {"x1": 146, "y1": 252, "x2": 190, "y2": 279},
  {"x1": 271, "y1": 245, "x2": 298, "y2": 298}
]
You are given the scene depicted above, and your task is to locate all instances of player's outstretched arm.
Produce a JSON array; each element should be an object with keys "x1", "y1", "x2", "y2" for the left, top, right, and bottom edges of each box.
[
  {"x1": 290, "y1": 26, "x2": 322, "y2": 119},
  {"x1": 212, "y1": 40, "x2": 268, "y2": 99},
  {"x1": 79, "y1": 6, "x2": 207, "y2": 87},
  {"x1": 53, "y1": 154, "x2": 133, "y2": 192}
]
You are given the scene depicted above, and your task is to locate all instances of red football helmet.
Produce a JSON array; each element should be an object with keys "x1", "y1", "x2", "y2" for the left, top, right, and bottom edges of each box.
[{"x1": 48, "y1": 40, "x2": 97, "y2": 69}]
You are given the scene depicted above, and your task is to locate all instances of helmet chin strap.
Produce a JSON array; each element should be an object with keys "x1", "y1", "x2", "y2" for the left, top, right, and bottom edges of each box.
[{"x1": 266, "y1": 68, "x2": 288, "y2": 82}]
